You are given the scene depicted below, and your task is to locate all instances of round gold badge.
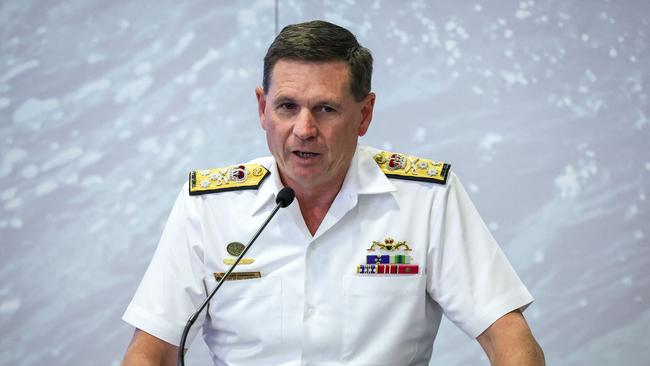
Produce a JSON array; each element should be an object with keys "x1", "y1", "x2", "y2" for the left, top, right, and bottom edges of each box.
[{"x1": 226, "y1": 242, "x2": 246, "y2": 256}]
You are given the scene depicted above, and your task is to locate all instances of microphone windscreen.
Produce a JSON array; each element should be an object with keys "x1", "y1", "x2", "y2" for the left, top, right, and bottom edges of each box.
[{"x1": 276, "y1": 187, "x2": 295, "y2": 208}]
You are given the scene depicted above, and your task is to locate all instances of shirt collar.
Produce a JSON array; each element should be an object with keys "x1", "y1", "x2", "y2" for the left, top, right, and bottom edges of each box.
[
  {"x1": 355, "y1": 145, "x2": 396, "y2": 195},
  {"x1": 250, "y1": 156, "x2": 282, "y2": 216},
  {"x1": 249, "y1": 145, "x2": 395, "y2": 216}
]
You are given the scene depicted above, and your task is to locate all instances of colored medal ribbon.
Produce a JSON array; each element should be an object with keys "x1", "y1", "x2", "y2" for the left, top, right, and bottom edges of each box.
[
  {"x1": 357, "y1": 264, "x2": 419, "y2": 274},
  {"x1": 358, "y1": 238, "x2": 419, "y2": 275}
]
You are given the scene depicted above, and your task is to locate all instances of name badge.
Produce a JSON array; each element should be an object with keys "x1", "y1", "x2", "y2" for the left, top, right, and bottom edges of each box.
[{"x1": 213, "y1": 271, "x2": 261, "y2": 282}]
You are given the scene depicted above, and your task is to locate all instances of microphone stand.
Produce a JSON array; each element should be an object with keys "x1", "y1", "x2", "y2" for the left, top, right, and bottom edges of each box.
[{"x1": 177, "y1": 189, "x2": 293, "y2": 366}]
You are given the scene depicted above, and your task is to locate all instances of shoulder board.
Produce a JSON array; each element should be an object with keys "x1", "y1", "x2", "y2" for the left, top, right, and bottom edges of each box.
[
  {"x1": 373, "y1": 151, "x2": 450, "y2": 185},
  {"x1": 189, "y1": 163, "x2": 270, "y2": 195}
]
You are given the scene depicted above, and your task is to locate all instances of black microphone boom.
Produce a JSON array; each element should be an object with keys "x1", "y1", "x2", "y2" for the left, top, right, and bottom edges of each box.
[{"x1": 177, "y1": 187, "x2": 295, "y2": 366}]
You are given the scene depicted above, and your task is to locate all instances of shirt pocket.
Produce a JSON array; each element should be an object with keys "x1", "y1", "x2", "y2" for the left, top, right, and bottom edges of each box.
[
  {"x1": 205, "y1": 276, "x2": 282, "y2": 363},
  {"x1": 342, "y1": 275, "x2": 425, "y2": 366}
]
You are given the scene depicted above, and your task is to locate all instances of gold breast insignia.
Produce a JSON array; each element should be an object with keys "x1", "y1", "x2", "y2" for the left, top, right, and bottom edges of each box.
[{"x1": 367, "y1": 237, "x2": 412, "y2": 252}]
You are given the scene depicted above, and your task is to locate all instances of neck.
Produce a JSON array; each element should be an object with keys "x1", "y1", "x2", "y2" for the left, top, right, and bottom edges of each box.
[
  {"x1": 292, "y1": 179, "x2": 344, "y2": 236},
  {"x1": 279, "y1": 162, "x2": 350, "y2": 235}
]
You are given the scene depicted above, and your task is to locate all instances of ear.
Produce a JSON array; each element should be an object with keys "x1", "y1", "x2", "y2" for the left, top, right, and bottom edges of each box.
[
  {"x1": 255, "y1": 86, "x2": 267, "y2": 130},
  {"x1": 357, "y1": 92, "x2": 376, "y2": 137}
]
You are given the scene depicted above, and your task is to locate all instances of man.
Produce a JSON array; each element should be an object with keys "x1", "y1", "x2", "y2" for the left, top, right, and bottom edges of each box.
[{"x1": 122, "y1": 20, "x2": 545, "y2": 365}]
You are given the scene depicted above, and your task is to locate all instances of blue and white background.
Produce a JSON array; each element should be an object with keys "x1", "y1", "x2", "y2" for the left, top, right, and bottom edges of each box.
[{"x1": 1, "y1": 0, "x2": 648, "y2": 365}]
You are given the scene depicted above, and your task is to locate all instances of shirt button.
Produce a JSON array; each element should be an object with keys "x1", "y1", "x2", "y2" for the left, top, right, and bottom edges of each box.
[{"x1": 305, "y1": 305, "x2": 316, "y2": 318}]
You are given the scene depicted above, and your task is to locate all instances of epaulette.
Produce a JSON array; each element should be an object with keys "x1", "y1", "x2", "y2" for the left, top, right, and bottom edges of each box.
[
  {"x1": 189, "y1": 163, "x2": 270, "y2": 195},
  {"x1": 373, "y1": 150, "x2": 450, "y2": 185}
]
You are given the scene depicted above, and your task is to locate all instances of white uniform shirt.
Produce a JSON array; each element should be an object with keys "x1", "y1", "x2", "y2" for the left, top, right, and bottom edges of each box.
[{"x1": 123, "y1": 145, "x2": 533, "y2": 366}]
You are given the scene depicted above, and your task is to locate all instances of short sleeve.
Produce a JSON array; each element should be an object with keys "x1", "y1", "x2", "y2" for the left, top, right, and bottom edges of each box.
[
  {"x1": 426, "y1": 173, "x2": 534, "y2": 338},
  {"x1": 122, "y1": 184, "x2": 208, "y2": 346}
]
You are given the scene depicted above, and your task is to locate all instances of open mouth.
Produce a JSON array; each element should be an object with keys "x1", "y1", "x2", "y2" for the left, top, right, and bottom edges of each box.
[{"x1": 293, "y1": 151, "x2": 319, "y2": 158}]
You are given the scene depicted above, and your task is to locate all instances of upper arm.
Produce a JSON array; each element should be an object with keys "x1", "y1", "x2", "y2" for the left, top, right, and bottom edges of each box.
[
  {"x1": 122, "y1": 188, "x2": 209, "y2": 349},
  {"x1": 122, "y1": 328, "x2": 179, "y2": 366},
  {"x1": 476, "y1": 310, "x2": 545, "y2": 365},
  {"x1": 427, "y1": 174, "x2": 534, "y2": 337}
]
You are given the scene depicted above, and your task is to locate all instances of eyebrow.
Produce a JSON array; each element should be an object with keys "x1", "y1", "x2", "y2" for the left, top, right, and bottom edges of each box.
[
  {"x1": 272, "y1": 93, "x2": 344, "y2": 110},
  {"x1": 316, "y1": 99, "x2": 343, "y2": 110},
  {"x1": 272, "y1": 95, "x2": 296, "y2": 106}
]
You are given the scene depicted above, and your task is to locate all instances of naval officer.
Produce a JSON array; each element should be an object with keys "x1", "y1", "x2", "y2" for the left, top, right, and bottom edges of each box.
[{"x1": 121, "y1": 20, "x2": 545, "y2": 366}]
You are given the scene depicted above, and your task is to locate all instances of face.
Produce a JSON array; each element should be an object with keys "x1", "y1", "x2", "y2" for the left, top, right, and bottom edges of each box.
[{"x1": 256, "y1": 60, "x2": 375, "y2": 192}]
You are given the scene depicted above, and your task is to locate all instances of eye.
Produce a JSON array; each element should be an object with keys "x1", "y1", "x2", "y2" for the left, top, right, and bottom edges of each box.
[
  {"x1": 278, "y1": 102, "x2": 297, "y2": 111},
  {"x1": 320, "y1": 105, "x2": 336, "y2": 113}
]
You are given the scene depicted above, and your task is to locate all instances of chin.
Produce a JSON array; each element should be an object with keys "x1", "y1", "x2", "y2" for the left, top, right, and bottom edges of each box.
[{"x1": 288, "y1": 168, "x2": 323, "y2": 183}]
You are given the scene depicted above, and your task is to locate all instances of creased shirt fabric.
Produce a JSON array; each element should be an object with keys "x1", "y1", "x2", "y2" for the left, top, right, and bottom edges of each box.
[{"x1": 123, "y1": 145, "x2": 533, "y2": 366}]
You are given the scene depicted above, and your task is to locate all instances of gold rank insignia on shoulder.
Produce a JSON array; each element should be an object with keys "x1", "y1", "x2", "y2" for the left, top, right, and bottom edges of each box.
[
  {"x1": 373, "y1": 150, "x2": 450, "y2": 184},
  {"x1": 189, "y1": 163, "x2": 270, "y2": 195}
]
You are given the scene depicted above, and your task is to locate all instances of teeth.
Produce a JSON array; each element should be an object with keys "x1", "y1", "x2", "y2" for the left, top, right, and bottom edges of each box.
[{"x1": 297, "y1": 151, "x2": 316, "y2": 157}]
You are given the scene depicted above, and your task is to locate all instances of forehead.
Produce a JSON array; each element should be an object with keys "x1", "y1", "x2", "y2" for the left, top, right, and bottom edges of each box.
[{"x1": 268, "y1": 59, "x2": 353, "y2": 99}]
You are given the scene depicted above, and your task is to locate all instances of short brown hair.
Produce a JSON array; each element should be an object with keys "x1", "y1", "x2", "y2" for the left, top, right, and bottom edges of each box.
[{"x1": 263, "y1": 20, "x2": 373, "y2": 101}]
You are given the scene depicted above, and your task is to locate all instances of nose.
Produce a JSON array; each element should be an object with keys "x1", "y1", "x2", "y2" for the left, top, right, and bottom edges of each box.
[{"x1": 293, "y1": 110, "x2": 317, "y2": 140}]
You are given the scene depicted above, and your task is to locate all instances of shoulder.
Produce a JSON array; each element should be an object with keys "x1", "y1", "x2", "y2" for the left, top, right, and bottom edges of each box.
[
  {"x1": 188, "y1": 160, "x2": 271, "y2": 196},
  {"x1": 369, "y1": 148, "x2": 451, "y2": 185}
]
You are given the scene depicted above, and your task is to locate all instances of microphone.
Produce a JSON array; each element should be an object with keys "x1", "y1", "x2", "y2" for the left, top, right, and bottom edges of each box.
[
  {"x1": 177, "y1": 187, "x2": 295, "y2": 366},
  {"x1": 276, "y1": 186, "x2": 295, "y2": 208}
]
